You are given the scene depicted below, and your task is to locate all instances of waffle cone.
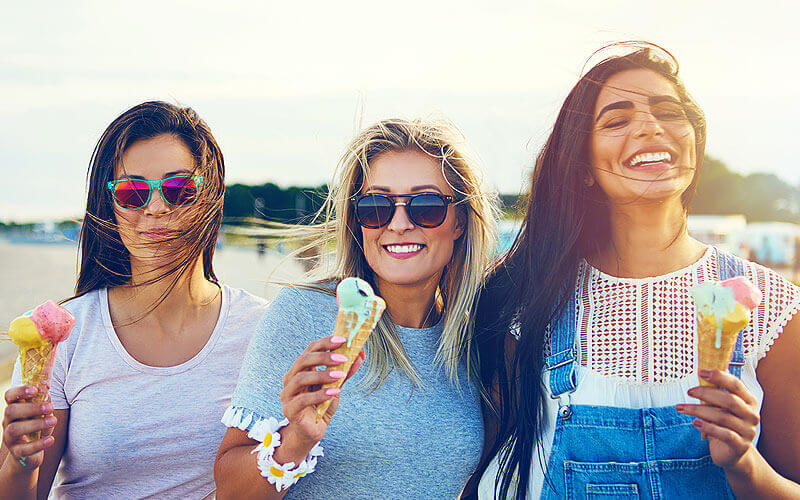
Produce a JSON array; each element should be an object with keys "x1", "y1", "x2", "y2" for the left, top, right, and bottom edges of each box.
[
  {"x1": 696, "y1": 314, "x2": 747, "y2": 387},
  {"x1": 315, "y1": 298, "x2": 385, "y2": 423},
  {"x1": 20, "y1": 341, "x2": 56, "y2": 441}
]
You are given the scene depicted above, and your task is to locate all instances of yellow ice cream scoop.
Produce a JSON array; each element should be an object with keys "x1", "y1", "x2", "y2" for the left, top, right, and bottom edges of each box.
[{"x1": 9, "y1": 316, "x2": 46, "y2": 350}]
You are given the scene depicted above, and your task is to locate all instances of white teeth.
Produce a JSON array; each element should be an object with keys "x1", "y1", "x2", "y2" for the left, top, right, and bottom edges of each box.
[
  {"x1": 386, "y1": 244, "x2": 423, "y2": 254},
  {"x1": 630, "y1": 151, "x2": 672, "y2": 166}
]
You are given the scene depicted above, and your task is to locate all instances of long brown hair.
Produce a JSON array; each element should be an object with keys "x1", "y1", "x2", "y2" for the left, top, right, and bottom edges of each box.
[
  {"x1": 74, "y1": 101, "x2": 225, "y2": 300},
  {"x1": 468, "y1": 43, "x2": 707, "y2": 499}
]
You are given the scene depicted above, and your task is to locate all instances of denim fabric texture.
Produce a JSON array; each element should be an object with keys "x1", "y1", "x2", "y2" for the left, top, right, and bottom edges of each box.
[{"x1": 540, "y1": 250, "x2": 743, "y2": 500}]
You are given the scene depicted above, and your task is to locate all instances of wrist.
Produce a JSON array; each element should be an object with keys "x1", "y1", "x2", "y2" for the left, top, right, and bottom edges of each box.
[
  {"x1": 273, "y1": 424, "x2": 317, "y2": 465},
  {"x1": 724, "y1": 447, "x2": 760, "y2": 488},
  {"x1": 250, "y1": 419, "x2": 323, "y2": 492}
]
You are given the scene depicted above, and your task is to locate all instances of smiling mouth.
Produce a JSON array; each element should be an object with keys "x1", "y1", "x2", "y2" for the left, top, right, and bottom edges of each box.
[
  {"x1": 625, "y1": 151, "x2": 674, "y2": 168},
  {"x1": 383, "y1": 244, "x2": 425, "y2": 257}
]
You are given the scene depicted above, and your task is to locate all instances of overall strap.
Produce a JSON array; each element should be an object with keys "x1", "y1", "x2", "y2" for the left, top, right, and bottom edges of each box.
[
  {"x1": 545, "y1": 285, "x2": 578, "y2": 398},
  {"x1": 715, "y1": 249, "x2": 746, "y2": 378}
]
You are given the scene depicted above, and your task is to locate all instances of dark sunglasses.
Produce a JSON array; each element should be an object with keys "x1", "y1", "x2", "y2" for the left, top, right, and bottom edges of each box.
[
  {"x1": 107, "y1": 174, "x2": 203, "y2": 210},
  {"x1": 352, "y1": 192, "x2": 455, "y2": 229}
]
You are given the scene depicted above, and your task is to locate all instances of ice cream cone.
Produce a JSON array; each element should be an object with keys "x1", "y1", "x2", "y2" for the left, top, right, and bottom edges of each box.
[
  {"x1": 315, "y1": 298, "x2": 384, "y2": 423},
  {"x1": 20, "y1": 340, "x2": 55, "y2": 440},
  {"x1": 8, "y1": 301, "x2": 75, "y2": 441},
  {"x1": 696, "y1": 313, "x2": 746, "y2": 386},
  {"x1": 695, "y1": 300, "x2": 751, "y2": 440},
  {"x1": 314, "y1": 278, "x2": 385, "y2": 423}
]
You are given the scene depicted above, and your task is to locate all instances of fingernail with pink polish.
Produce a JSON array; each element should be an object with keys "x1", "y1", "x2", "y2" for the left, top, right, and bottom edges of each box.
[
  {"x1": 45, "y1": 417, "x2": 57, "y2": 426},
  {"x1": 325, "y1": 388, "x2": 341, "y2": 396},
  {"x1": 331, "y1": 336, "x2": 346, "y2": 344},
  {"x1": 329, "y1": 370, "x2": 346, "y2": 379},
  {"x1": 331, "y1": 353, "x2": 348, "y2": 363}
]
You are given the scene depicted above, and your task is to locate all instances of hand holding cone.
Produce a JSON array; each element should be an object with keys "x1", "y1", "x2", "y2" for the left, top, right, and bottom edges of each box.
[
  {"x1": 692, "y1": 277, "x2": 761, "y2": 439},
  {"x1": 314, "y1": 278, "x2": 385, "y2": 423},
  {"x1": 8, "y1": 301, "x2": 75, "y2": 440}
]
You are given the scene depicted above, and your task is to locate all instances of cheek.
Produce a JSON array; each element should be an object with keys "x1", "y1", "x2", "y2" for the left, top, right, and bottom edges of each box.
[
  {"x1": 360, "y1": 228, "x2": 381, "y2": 264},
  {"x1": 591, "y1": 134, "x2": 624, "y2": 169},
  {"x1": 113, "y1": 208, "x2": 139, "y2": 238},
  {"x1": 428, "y1": 221, "x2": 460, "y2": 259}
]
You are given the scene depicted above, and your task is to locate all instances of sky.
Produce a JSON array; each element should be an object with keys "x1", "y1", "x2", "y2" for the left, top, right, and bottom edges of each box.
[{"x1": 2, "y1": 0, "x2": 799, "y2": 221}]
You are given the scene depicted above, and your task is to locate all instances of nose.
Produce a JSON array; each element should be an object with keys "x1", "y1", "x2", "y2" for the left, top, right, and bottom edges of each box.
[
  {"x1": 386, "y1": 202, "x2": 415, "y2": 233},
  {"x1": 143, "y1": 188, "x2": 170, "y2": 216},
  {"x1": 633, "y1": 111, "x2": 665, "y2": 139}
]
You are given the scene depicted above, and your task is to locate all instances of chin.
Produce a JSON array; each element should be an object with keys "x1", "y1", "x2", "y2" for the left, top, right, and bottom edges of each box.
[{"x1": 375, "y1": 268, "x2": 436, "y2": 288}]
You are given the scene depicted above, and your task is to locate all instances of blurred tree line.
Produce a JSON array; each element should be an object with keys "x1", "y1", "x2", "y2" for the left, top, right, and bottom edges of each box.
[
  {"x1": 223, "y1": 183, "x2": 329, "y2": 223},
  {"x1": 218, "y1": 155, "x2": 799, "y2": 224},
  {"x1": 690, "y1": 156, "x2": 799, "y2": 222}
]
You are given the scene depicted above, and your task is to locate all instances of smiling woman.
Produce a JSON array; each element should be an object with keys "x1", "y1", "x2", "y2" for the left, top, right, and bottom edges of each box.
[
  {"x1": 214, "y1": 118, "x2": 500, "y2": 498},
  {"x1": 470, "y1": 43, "x2": 800, "y2": 500}
]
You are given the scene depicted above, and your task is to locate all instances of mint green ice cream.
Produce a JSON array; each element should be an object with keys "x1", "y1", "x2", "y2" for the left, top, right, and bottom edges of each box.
[
  {"x1": 336, "y1": 277, "x2": 377, "y2": 347},
  {"x1": 691, "y1": 282, "x2": 737, "y2": 348}
]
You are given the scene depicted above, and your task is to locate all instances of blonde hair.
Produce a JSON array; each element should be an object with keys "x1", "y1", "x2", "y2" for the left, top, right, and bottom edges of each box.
[{"x1": 294, "y1": 117, "x2": 499, "y2": 390}]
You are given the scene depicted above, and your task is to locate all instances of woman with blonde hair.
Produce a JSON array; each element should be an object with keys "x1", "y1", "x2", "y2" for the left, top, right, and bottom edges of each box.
[{"x1": 215, "y1": 117, "x2": 499, "y2": 498}]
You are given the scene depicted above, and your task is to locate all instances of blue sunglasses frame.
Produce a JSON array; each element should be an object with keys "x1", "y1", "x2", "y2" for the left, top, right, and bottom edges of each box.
[{"x1": 106, "y1": 174, "x2": 203, "y2": 210}]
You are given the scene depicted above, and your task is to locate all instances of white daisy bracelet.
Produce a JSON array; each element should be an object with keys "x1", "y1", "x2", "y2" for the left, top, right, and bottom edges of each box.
[{"x1": 248, "y1": 417, "x2": 324, "y2": 492}]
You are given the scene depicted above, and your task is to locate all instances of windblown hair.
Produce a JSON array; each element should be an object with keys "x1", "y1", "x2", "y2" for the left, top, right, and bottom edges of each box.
[
  {"x1": 294, "y1": 117, "x2": 499, "y2": 390},
  {"x1": 468, "y1": 43, "x2": 707, "y2": 499},
  {"x1": 74, "y1": 101, "x2": 225, "y2": 301}
]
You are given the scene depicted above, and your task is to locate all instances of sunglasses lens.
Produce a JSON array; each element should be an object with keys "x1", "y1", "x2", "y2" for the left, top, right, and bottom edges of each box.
[
  {"x1": 356, "y1": 195, "x2": 394, "y2": 228},
  {"x1": 161, "y1": 176, "x2": 198, "y2": 206},
  {"x1": 113, "y1": 180, "x2": 150, "y2": 209},
  {"x1": 408, "y1": 194, "x2": 448, "y2": 227}
]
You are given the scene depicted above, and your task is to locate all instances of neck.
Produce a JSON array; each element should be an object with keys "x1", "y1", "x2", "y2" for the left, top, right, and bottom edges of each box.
[
  {"x1": 375, "y1": 274, "x2": 441, "y2": 329},
  {"x1": 590, "y1": 198, "x2": 707, "y2": 278},
  {"x1": 111, "y1": 257, "x2": 219, "y2": 323}
]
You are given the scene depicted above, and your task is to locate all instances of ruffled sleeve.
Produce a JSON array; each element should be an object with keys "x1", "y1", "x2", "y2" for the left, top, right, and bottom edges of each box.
[
  {"x1": 224, "y1": 285, "x2": 338, "y2": 434},
  {"x1": 742, "y1": 261, "x2": 800, "y2": 360}
]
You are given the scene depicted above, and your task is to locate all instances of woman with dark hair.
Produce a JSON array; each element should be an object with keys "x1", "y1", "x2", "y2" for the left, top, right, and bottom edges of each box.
[
  {"x1": 470, "y1": 45, "x2": 800, "y2": 499},
  {"x1": 0, "y1": 101, "x2": 266, "y2": 498}
]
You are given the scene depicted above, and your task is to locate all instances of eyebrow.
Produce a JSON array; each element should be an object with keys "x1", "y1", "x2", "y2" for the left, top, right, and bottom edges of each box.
[
  {"x1": 595, "y1": 95, "x2": 683, "y2": 121},
  {"x1": 365, "y1": 184, "x2": 443, "y2": 193},
  {"x1": 122, "y1": 169, "x2": 192, "y2": 179}
]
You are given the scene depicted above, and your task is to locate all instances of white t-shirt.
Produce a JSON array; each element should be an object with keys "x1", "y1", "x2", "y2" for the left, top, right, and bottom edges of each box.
[{"x1": 12, "y1": 285, "x2": 266, "y2": 499}]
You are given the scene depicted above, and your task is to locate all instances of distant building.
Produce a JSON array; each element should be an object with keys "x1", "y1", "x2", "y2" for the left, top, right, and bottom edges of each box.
[{"x1": 687, "y1": 215, "x2": 747, "y2": 255}]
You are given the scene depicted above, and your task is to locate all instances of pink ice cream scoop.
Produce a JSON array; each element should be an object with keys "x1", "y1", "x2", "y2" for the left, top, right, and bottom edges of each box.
[
  {"x1": 721, "y1": 277, "x2": 763, "y2": 312},
  {"x1": 30, "y1": 300, "x2": 76, "y2": 343}
]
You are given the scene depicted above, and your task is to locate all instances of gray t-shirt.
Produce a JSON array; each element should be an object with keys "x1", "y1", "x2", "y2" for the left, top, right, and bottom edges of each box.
[
  {"x1": 227, "y1": 285, "x2": 483, "y2": 499},
  {"x1": 12, "y1": 285, "x2": 266, "y2": 499}
]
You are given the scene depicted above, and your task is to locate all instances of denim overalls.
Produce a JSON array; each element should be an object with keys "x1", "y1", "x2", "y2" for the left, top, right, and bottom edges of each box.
[{"x1": 540, "y1": 250, "x2": 744, "y2": 499}]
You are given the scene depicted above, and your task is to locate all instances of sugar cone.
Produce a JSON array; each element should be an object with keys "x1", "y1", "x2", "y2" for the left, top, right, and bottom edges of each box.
[
  {"x1": 696, "y1": 312, "x2": 748, "y2": 439},
  {"x1": 696, "y1": 316, "x2": 741, "y2": 385},
  {"x1": 20, "y1": 341, "x2": 56, "y2": 441},
  {"x1": 315, "y1": 298, "x2": 385, "y2": 423}
]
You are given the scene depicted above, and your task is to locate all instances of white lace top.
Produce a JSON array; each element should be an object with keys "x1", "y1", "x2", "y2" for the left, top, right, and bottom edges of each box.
[
  {"x1": 478, "y1": 247, "x2": 800, "y2": 499},
  {"x1": 575, "y1": 247, "x2": 800, "y2": 382}
]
